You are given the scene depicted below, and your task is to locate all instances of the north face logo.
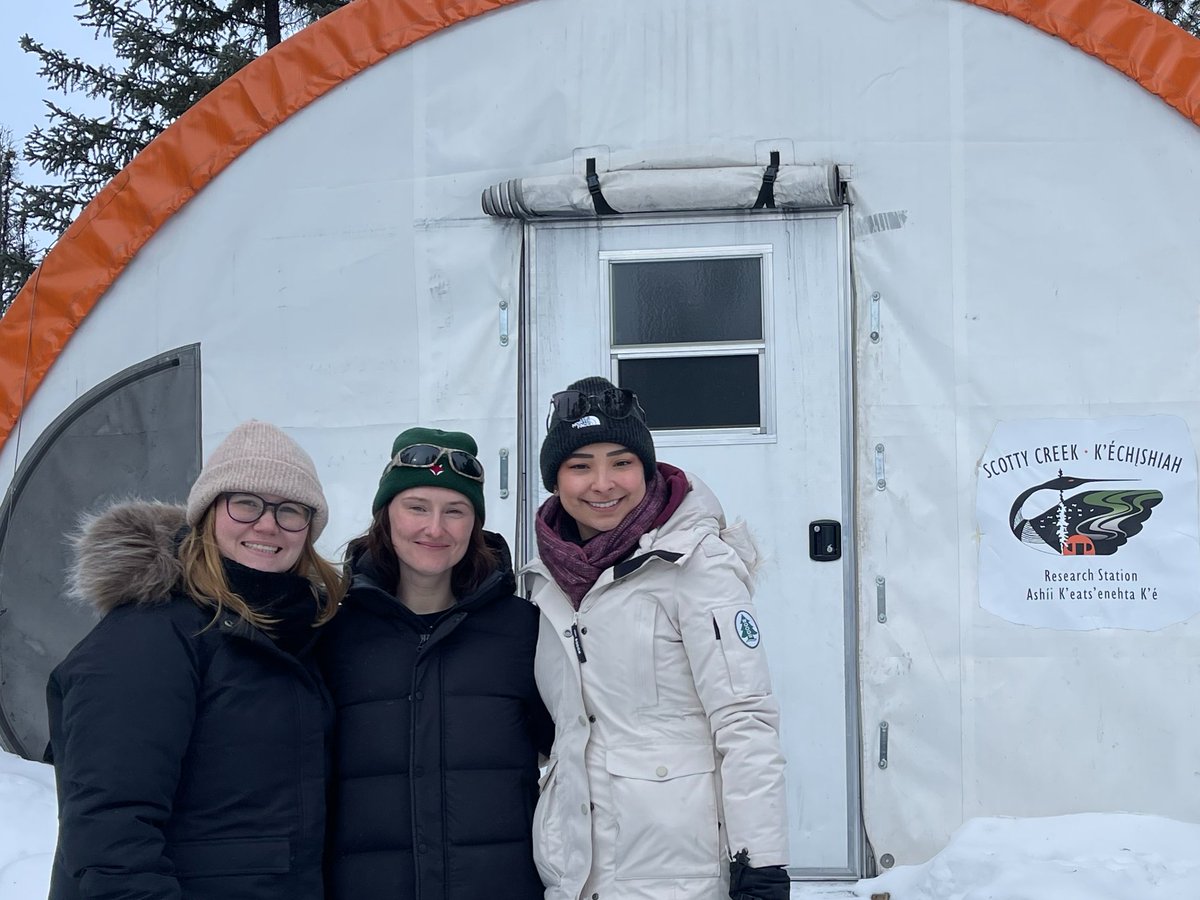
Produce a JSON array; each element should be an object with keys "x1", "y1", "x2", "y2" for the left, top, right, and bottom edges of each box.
[{"x1": 571, "y1": 416, "x2": 602, "y2": 429}]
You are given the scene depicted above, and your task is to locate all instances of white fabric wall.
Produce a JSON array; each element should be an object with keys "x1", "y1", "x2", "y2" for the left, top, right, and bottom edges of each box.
[{"x1": 2, "y1": 0, "x2": 1198, "y2": 868}]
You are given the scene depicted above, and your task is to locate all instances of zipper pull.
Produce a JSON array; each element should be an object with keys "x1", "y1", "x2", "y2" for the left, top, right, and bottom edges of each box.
[{"x1": 571, "y1": 622, "x2": 587, "y2": 664}]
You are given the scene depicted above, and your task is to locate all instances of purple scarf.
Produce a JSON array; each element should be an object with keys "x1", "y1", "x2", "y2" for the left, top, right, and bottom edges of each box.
[{"x1": 535, "y1": 463, "x2": 691, "y2": 609}]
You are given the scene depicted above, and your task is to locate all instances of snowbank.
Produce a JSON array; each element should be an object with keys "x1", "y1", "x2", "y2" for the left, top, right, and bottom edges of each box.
[
  {"x1": 0, "y1": 749, "x2": 56, "y2": 899},
  {"x1": 5, "y1": 746, "x2": 1199, "y2": 900},
  {"x1": 841, "y1": 813, "x2": 1200, "y2": 899}
]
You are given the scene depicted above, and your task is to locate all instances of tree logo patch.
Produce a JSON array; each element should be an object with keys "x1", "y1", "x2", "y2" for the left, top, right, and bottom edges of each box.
[{"x1": 734, "y1": 610, "x2": 760, "y2": 648}]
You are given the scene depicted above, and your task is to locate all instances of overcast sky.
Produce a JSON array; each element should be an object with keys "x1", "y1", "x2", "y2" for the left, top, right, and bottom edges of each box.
[{"x1": 0, "y1": 1, "x2": 114, "y2": 160}]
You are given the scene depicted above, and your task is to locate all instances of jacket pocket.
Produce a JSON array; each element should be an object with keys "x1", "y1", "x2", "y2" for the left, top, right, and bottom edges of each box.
[
  {"x1": 169, "y1": 835, "x2": 291, "y2": 877},
  {"x1": 713, "y1": 603, "x2": 773, "y2": 696},
  {"x1": 532, "y1": 756, "x2": 566, "y2": 885},
  {"x1": 631, "y1": 595, "x2": 659, "y2": 709},
  {"x1": 605, "y1": 743, "x2": 720, "y2": 880}
]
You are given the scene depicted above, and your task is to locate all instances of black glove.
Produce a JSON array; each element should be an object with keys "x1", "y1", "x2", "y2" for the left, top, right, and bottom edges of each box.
[{"x1": 729, "y1": 849, "x2": 790, "y2": 900}]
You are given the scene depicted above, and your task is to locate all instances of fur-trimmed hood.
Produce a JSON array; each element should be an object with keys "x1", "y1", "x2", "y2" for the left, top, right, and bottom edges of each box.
[{"x1": 67, "y1": 501, "x2": 188, "y2": 614}]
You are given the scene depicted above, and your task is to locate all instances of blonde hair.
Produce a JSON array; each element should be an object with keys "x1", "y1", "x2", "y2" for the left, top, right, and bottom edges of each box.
[{"x1": 179, "y1": 503, "x2": 344, "y2": 631}]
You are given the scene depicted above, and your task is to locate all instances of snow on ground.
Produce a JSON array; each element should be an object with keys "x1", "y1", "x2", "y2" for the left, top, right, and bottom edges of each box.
[
  {"x1": 0, "y1": 749, "x2": 56, "y2": 899},
  {"x1": 4, "y1": 747, "x2": 1200, "y2": 899},
  {"x1": 838, "y1": 813, "x2": 1200, "y2": 899}
]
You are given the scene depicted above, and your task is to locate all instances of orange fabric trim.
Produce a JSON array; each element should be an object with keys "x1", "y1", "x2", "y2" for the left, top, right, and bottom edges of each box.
[
  {"x1": 0, "y1": 0, "x2": 522, "y2": 455},
  {"x1": 1, "y1": 0, "x2": 1198, "y2": 456}
]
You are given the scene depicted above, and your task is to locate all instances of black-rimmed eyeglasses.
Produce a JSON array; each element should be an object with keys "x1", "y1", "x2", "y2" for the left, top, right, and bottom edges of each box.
[{"x1": 224, "y1": 492, "x2": 314, "y2": 532}]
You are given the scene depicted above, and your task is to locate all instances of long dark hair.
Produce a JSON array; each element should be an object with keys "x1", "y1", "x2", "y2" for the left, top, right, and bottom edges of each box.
[{"x1": 345, "y1": 503, "x2": 497, "y2": 599}]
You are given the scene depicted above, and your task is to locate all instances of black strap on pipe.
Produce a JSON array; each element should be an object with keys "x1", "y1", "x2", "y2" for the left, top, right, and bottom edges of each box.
[
  {"x1": 753, "y1": 150, "x2": 780, "y2": 209},
  {"x1": 586, "y1": 157, "x2": 619, "y2": 216}
]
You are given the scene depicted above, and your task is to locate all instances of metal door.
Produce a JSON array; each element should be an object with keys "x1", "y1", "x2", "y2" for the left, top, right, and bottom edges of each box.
[{"x1": 521, "y1": 212, "x2": 861, "y2": 876}]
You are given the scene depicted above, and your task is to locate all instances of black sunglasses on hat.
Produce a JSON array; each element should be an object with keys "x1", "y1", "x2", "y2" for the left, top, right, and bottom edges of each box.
[
  {"x1": 546, "y1": 387, "x2": 646, "y2": 430},
  {"x1": 385, "y1": 444, "x2": 485, "y2": 482}
]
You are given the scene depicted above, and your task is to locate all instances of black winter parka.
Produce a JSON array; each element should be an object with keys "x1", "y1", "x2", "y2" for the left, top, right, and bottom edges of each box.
[
  {"x1": 321, "y1": 537, "x2": 551, "y2": 900},
  {"x1": 46, "y1": 502, "x2": 332, "y2": 900}
]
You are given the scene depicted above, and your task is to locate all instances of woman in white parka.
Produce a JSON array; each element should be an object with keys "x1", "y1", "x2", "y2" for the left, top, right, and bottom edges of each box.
[{"x1": 525, "y1": 376, "x2": 790, "y2": 900}]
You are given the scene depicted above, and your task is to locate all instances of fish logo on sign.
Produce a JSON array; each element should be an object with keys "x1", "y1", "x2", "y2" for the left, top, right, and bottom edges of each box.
[{"x1": 734, "y1": 610, "x2": 760, "y2": 649}]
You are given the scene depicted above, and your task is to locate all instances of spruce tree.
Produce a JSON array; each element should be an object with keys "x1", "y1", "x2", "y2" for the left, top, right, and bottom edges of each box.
[
  {"x1": 1134, "y1": 0, "x2": 1200, "y2": 34},
  {"x1": 18, "y1": 0, "x2": 350, "y2": 238},
  {"x1": 1, "y1": 127, "x2": 36, "y2": 315}
]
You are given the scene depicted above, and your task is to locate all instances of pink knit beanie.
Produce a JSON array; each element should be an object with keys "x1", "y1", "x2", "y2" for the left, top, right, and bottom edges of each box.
[{"x1": 186, "y1": 420, "x2": 328, "y2": 539}]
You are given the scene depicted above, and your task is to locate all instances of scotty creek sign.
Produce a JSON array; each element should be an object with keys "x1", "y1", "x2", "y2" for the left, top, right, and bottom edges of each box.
[{"x1": 976, "y1": 416, "x2": 1200, "y2": 631}]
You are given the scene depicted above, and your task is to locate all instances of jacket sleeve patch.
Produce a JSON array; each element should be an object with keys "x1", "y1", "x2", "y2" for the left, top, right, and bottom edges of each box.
[
  {"x1": 733, "y1": 610, "x2": 760, "y2": 648},
  {"x1": 712, "y1": 604, "x2": 772, "y2": 697}
]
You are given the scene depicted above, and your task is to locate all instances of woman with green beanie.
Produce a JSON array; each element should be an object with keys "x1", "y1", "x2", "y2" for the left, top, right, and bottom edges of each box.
[
  {"x1": 321, "y1": 427, "x2": 551, "y2": 900},
  {"x1": 526, "y1": 376, "x2": 791, "y2": 900}
]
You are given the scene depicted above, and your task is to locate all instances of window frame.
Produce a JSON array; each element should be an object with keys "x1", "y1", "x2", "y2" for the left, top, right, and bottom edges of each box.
[{"x1": 598, "y1": 243, "x2": 778, "y2": 447}]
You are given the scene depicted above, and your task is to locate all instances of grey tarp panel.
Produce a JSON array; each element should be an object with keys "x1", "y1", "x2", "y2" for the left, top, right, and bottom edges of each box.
[{"x1": 0, "y1": 345, "x2": 201, "y2": 759}]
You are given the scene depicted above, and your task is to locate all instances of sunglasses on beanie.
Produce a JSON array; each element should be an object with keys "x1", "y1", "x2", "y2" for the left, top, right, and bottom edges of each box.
[
  {"x1": 546, "y1": 388, "x2": 646, "y2": 430},
  {"x1": 385, "y1": 444, "x2": 485, "y2": 482}
]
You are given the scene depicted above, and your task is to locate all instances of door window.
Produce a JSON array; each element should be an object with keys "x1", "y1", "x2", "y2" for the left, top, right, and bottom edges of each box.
[{"x1": 603, "y1": 248, "x2": 771, "y2": 435}]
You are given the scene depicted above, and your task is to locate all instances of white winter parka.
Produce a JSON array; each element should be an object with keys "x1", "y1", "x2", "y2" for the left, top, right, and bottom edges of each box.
[{"x1": 524, "y1": 473, "x2": 789, "y2": 900}]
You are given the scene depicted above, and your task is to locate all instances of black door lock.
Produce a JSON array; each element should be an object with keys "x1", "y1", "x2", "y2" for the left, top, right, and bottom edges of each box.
[{"x1": 809, "y1": 519, "x2": 841, "y2": 561}]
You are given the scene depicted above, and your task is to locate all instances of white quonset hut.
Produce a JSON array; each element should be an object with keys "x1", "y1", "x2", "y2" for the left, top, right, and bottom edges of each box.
[{"x1": 1, "y1": 0, "x2": 1198, "y2": 885}]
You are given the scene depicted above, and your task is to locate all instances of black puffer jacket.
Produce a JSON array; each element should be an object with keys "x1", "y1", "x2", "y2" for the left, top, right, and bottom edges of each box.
[
  {"x1": 46, "y1": 502, "x2": 332, "y2": 900},
  {"x1": 321, "y1": 535, "x2": 551, "y2": 900}
]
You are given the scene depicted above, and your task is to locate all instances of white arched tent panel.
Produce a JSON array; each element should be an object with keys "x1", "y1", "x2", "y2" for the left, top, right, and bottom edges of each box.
[{"x1": 1, "y1": 0, "x2": 1198, "y2": 879}]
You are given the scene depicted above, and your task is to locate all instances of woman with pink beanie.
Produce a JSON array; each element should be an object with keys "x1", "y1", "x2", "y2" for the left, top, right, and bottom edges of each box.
[{"x1": 46, "y1": 420, "x2": 345, "y2": 900}]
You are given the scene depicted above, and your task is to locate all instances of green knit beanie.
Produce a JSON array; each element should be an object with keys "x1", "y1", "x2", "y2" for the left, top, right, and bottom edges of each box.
[{"x1": 372, "y1": 427, "x2": 486, "y2": 523}]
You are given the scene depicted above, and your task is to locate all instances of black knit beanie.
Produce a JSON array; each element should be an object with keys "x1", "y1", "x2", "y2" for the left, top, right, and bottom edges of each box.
[{"x1": 539, "y1": 376, "x2": 656, "y2": 491}]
